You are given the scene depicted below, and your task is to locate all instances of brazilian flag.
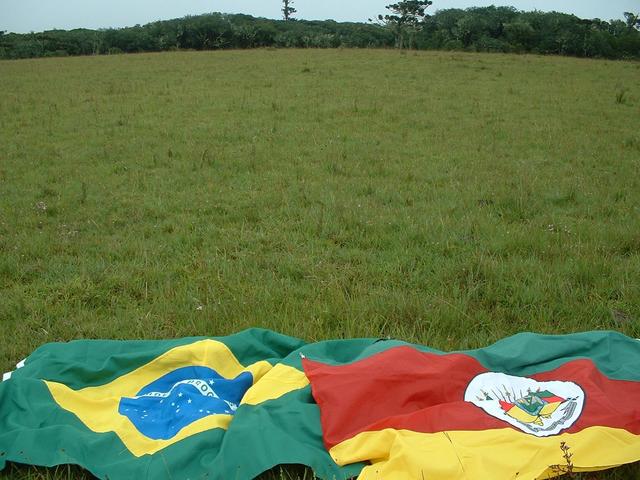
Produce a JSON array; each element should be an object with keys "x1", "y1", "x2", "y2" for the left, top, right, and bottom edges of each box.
[{"x1": 0, "y1": 329, "x2": 363, "y2": 479}]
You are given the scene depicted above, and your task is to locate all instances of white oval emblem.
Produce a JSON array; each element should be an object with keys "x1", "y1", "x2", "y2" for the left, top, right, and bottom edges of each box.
[{"x1": 464, "y1": 372, "x2": 585, "y2": 437}]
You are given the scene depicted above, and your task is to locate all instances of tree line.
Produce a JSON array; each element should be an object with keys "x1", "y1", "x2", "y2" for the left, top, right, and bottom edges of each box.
[{"x1": 0, "y1": 6, "x2": 638, "y2": 61}]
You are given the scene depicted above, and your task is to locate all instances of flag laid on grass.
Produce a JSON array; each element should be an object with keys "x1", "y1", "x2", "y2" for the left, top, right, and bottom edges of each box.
[
  {"x1": 3, "y1": 330, "x2": 640, "y2": 480},
  {"x1": 0, "y1": 329, "x2": 364, "y2": 480},
  {"x1": 303, "y1": 331, "x2": 640, "y2": 480}
]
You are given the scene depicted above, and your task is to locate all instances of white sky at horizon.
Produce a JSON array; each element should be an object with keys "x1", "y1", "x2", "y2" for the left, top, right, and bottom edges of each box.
[{"x1": 1, "y1": 0, "x2": 638, "y2": 34}]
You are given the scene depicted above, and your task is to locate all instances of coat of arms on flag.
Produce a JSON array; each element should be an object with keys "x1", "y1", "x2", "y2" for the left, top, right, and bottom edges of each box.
[{"x1": 465, "y1": 372, "x2": 584, "y2": 436}]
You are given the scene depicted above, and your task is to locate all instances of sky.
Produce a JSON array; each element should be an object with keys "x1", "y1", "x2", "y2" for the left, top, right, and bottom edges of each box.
[{"x1": 0, "y1": 0, "x2": 637, "y2": 34}]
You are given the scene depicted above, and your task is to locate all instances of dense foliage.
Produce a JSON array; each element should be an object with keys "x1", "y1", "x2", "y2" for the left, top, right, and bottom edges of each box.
[{"x1": 0, "y1": 7, "x2": 638, "y2": 60}]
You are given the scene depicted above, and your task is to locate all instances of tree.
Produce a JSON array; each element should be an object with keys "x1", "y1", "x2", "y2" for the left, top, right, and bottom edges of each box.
[
  {"x1": 377, "y1": 1, "x2": 433, "y2": 49},
  {"x1": 624, "y1": 12, "x2": 640, "y2": 30},
  {"x1": 504, "y1": 20, "x2": 536, "y2": 51},
  {"x1": 282, "y1": 0, "x2": 296, "y2": 21}
]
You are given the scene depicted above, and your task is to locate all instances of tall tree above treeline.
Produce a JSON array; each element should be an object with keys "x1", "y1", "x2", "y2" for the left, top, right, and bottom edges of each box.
[
  {"x1": 377, "y1": 1, "x2": 432, "y2": 49},
  {"x1": 0, "y1": 7, "x2": 638, "y2": 60},
  {"x1": 282, "y1": 0, "x2": 296, "y2": 21},
  {"x1": 624, "y1": 12, "x2": 640, "y2": 30}
]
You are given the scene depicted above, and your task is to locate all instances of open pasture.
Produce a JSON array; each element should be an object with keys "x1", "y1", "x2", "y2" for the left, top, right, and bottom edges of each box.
[{"x1": 0, "y1": 49, "x2": 639, "y2": 478}]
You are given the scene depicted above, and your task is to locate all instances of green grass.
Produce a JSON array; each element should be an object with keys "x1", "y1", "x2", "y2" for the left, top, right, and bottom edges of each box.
[{"x1": 0, "y1": 49, "x2": 639, "y2": 479}]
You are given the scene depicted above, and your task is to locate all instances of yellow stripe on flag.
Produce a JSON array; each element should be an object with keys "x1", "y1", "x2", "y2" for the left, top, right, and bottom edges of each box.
[
  {"x1": 329, "y1": 427, "x2": 640, "y2": 480},
  {"x1": 241, "y1": 363, "x2": 309, "y2": 405}
]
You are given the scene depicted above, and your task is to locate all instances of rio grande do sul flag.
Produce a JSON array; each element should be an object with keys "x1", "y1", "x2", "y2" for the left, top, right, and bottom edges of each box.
[
  {"x1": 0, "y1": 329, "x2": 364, "y2": 480},
  {"x1": 303, "y1": 331, "x2": 640, "y2": 480}
]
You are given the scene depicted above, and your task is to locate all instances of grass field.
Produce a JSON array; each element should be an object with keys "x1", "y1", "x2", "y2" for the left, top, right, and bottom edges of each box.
[{"x1": 0, "y1": 48, "x2": 639, "y2": 479}]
